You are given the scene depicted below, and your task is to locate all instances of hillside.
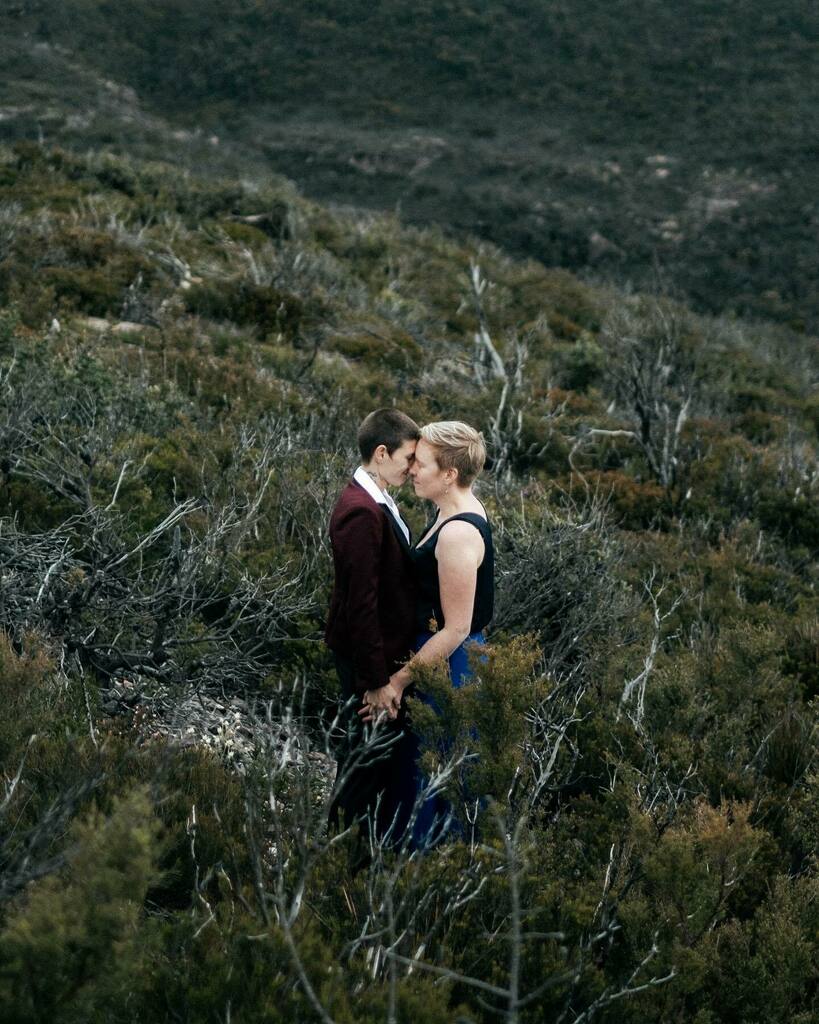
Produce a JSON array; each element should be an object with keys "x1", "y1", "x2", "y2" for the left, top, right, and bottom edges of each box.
[
  {"x1": 2, "y1": 1, "x2": 819, "y2": 328},
  {"x1": 0, "y1": 141, "x2": 817, "y2": 1021}
]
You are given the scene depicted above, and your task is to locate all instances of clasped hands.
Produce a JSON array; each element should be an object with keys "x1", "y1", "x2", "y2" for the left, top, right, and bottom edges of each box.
[{"x1": 357, "y1": 675, "x2": 404, "y2": 724}]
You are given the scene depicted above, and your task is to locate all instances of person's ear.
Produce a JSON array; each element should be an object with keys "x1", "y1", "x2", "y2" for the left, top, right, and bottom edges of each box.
[{"x1": 374, "y1": 443, "x2": 388, "y2": 462}]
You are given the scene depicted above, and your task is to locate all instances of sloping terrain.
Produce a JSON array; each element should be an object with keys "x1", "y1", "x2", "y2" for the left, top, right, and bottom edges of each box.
[
  {"x1": 3, "y1": 1, "x2": 818, "y2": 326},
  {"x1": 0, "y1": 142, "x2": 816, "y2": 1021},
  {"x1": 0, "y1": 7, "x2": 818, "y2": 1018}
]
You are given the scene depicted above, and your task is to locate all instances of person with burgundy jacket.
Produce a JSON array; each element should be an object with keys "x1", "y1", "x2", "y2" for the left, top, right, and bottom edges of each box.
[{"x1": 325, "y1": 408, "x2": 420, "y2": 841}]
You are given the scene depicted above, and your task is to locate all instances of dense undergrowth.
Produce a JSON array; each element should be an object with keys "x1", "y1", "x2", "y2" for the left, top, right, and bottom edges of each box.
[{"x1": 0, "y1": 142, "x2": 816, "y2": 1022}]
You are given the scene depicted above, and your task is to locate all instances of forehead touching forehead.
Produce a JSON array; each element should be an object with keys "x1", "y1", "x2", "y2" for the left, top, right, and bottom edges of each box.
[
  {"x1": 394, "y1": 438, "x2": 417, "y2": 458},
  {"x1": 414, "y1": 438, "x2": 438, "y2": 467}
]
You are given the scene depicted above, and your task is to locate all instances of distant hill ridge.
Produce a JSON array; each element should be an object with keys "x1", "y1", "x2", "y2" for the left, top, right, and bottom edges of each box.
[
  {"x1": 2, "y1": 1, "x2": 819, "y2": 328},
  {"x1": 20, "y1": 0, "x2": 818, "y2": 137}
]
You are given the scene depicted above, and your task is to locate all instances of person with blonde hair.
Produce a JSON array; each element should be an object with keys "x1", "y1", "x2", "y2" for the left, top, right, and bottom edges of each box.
[{"x1": 360, "y1": 420, "x2": 494, "y2": 846}]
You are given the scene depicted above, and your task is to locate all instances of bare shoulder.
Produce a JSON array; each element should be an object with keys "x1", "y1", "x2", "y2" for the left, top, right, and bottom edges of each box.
[{"x1": 436, "y1": 519, "x2": 485, "y2": 561}]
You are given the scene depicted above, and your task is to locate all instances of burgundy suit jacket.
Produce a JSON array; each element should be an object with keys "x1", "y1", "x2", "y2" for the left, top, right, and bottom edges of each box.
[{"x1": 324, "y1": 480, "x2": 417, "y2": 694}]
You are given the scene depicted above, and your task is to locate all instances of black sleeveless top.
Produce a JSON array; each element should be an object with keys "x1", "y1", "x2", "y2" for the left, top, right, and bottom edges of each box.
[{"x1": 411, "y1": 510, "x2": 494, "y2": 635}]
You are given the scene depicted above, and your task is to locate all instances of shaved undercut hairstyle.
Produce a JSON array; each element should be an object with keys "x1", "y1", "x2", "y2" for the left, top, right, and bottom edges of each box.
[{"x1": 357, "y1": 408, "x2": 421, "y2": 462}]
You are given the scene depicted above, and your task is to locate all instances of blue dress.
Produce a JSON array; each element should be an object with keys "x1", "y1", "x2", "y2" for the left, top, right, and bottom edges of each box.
[{"x1": 402, "y1": 510, "x2": 494, "y2": 849}]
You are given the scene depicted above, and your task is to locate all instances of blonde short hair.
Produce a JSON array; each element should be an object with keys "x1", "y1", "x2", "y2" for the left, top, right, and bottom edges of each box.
[{"x1": 420, "y1": 421, "x2": 486, "y2": 487}]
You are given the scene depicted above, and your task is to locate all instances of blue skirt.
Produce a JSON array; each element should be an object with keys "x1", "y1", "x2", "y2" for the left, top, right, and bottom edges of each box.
[{"x1": 405, "y1": 630, "x2": 485, "y2": 849}]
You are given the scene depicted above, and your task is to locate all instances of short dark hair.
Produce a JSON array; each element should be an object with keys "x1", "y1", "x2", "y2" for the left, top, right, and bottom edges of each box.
[{"x1": 358, "y1": 408, "x2": 420, "y2": 461}]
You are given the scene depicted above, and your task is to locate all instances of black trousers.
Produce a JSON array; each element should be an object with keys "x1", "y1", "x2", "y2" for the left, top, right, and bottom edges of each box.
[{"x1": 328, "y1": 656, "x2": 409, "y2": 844}]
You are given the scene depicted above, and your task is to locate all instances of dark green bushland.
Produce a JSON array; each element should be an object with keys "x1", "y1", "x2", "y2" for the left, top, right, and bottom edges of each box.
[{"x1": 0, "y1": 144, "x2": 815, "y2": 1022}]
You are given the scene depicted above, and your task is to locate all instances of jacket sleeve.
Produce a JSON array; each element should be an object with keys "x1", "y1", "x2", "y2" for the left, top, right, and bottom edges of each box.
[{"x1": 334, "y1": 505, "x2": 390, "y2": 693}]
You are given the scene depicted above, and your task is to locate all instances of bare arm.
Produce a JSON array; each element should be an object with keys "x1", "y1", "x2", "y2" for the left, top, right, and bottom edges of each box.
[{"x1": 392, "y1": 519, "x2": 484, "y2": 691}]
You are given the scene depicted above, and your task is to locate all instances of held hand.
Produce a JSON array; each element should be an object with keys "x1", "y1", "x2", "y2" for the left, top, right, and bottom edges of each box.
[{"x1": 358, "y1": 681, "x2": 402, "y2": 723}]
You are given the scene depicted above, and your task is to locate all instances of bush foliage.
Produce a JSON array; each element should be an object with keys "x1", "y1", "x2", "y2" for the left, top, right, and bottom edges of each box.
[{"x1": 0, "y1": 144, "x2": 816, "y2": 1022}]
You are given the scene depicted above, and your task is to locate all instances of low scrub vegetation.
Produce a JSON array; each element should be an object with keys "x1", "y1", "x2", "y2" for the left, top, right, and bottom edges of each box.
[{"x1": 0, "y1": 144, "x2": 816, "y2": 1022}]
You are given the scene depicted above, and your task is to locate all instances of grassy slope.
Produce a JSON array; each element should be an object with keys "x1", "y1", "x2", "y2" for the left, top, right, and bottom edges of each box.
[{"x1": 3, "y1": 0, "x2": 818, "y2": 328}]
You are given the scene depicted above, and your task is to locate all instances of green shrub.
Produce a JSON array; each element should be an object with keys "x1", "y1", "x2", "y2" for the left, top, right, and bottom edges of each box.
[
  {"x1": 781, "y1": 616, "x2": 819, "y2": 700},
  {"x1": 0, "y1": 303, "x2": 21, "y2": 352},
  {"x1": 554, "y1": 333, "x2": 607, "y2": 392},
  {"x1": 695, "y1": 874, "x2": 818, "y2": 1024},
  {"x1": 0, "y1": 789, "x2": 160, "y2": 1023},
  {"x1": 409, "y1": 634, "x2": 549, "y2": 809},
  {"x1": 757, "y1": 490, "x2": 819, "y2": 551},
  {"x1": 184, "y1": 279, "x2": 306, "y2": 338},
  {"x1": 327, "y1": 320, "x2": 423, "y2": 372},
  {"x1": 581, "y1": 469, "x2": 668, "y2": 528},
  {"x1": 41, "y1": 266, "x2": 125, "y2": 316},
  {"x1": 217, "y1": 219, "x2": 271, "y2": 246},
  {"x1": 0, "y1": 631, "x2": 56, "y2": 766}
]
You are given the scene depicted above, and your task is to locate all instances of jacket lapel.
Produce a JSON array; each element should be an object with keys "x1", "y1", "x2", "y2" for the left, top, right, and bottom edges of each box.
[
  {"x1": 351, "y1": 478, "x2": 412, "y2": 552},
  {"x1": 382, "y1": 505, "x2": 412, "y2": 553}
]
